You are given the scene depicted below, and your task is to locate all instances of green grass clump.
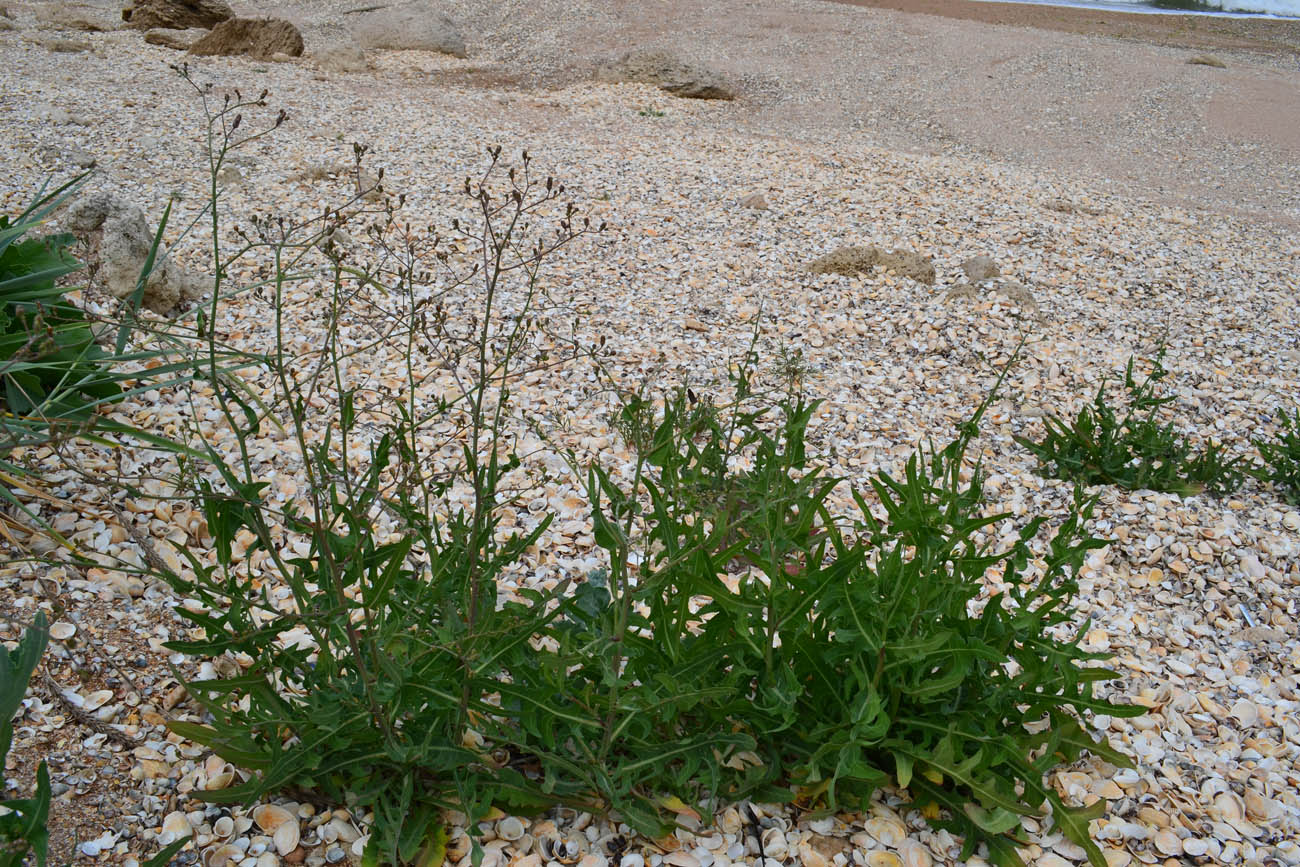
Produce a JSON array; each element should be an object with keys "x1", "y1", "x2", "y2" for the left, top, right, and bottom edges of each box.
[
  {"x1": 162, "y1": 354, "x2": 1142, "y2": 867},
  {"x1": 1253, "y1": 406, "x2": 1300, "y2": 504},
  {"x1": 1, "y1": 614, "x2": 50, "y2": 867},
  {"x1": 1015, "y1": 348, "x2": 1248, "y2": 497},
  {"x1": 0, "y1": 180, "x2": 119, "y2": 452}
]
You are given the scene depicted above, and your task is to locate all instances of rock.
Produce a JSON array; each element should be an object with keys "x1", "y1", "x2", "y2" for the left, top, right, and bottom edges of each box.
[
  {"x1": 32, "y1": 33, "x2": 93, "y2": 50},
  {"x1": 32, "y1": 143, "x2": 94, "y2": 168},
  {"x1": 1045, "y1": 197, "x2": 1104, "y2": 216},
  {"x1": 34, "y1": 3, "x2": 121, "y2": 32},
  {"x1": 312, "y1": 40, "x2": 369, "y2": 73},
  {"x1": 122, "y1": 0, "x2": 231, "y2": 30},
  {"x1": 1188, "y1": 54, "x2": 1226, "y2": 69},
  {"x1": 349, "y1": 1, "x2": 465, "y2": 56},
  {"x1": 599, "y1": 49, "x2": 735, "y2": 100},
  {"x1": 67, "y1": 145, "x2": 96, "y2": 167},
  {"x1": 808, "y1": 245, "x2": 935, "y2": 283},
  {"x1": 142, "y1": 24, "x2": 201, "y2": 47},
  {"x1": 875, "y1": 249, "x2": 936, "y2": 284},
  {"x1": 992, "y1": 279, "x2": 1037, "y2": 312},
  {"x1": 959, "y1": 255, "x2": 999, "y2": 282},
  {"x1": 737, "y1": 192, "x2": 768, "y2": 210},
  {"x1": 65, "y1": 191, "x2": 206, "y2": 315},
  {"x1": 142, "y1": 25, "x2": 203, "y2": 47},
  {"x1": 39, "y1": 104, "x2": 93, "y2": 123},
  {"x1": 808, "y1": 245, "x2": 877, "y2": 276},
  {"x1": 942, "y1": 282, "x2": 978, "y2": 303},
  {"x1": 188, "y1": 17, "x2": 303, "y2": 60}
]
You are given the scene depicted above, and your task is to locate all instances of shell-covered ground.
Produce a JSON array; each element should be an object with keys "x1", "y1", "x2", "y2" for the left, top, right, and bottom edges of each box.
[{"x1": 1, "y1": 1, "x2": 1299, "y2": 866}]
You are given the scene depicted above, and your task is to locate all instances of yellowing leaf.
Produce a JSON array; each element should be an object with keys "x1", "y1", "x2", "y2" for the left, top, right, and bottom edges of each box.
[{"x1": 655, "y1": 795, "x2": 701, "y2": 822}]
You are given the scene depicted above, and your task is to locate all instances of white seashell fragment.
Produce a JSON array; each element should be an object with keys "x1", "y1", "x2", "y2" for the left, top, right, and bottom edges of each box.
[
  {"x1": 760, "y1": 828, "x2": 788, "y2": 860},
  {"x1": 206, "y1": 844, "x2": 244, "y2": 867},
  {"x1": 327, "y1": 818, "x2": 359, "y2": 844},
  {"x1": 1153, "y1": 829, "x2": 1182, "y2": 856},
  {"x1": 898, "y1": 840, "x2": 932, "y2": 867},
  {"x1": 1230, "y1": 699, "x2": 1259, "y2": 727},
  {"x1": 213, "y1": 816, "x2": 235, "y2": 838},
  {"x1": 253, "y1": 805, "x2": 295, "y2": 833},
  {"x1": 1182, "y1": 838, "x2": 1209, "y2": 857},
  {"x1": 205, "y1": 767, "x2": 235, "y2": 791},
  {"x1": 49, "y1": 621, "x2": 77, "y2": 641},
  {"x1": 864, "y1": 817, "x2": 907, "y2": 848},
  {"x1": 1244, "y1": 789, "x2": 1282, "y2": 822},
  {"x1": 498, "y1": 816, "x2": 526, "y2": 841},
  {"x1": 273, "y1": 821, "x2": 300, "y2": 856},
  {"x1": 867, "y1": 853, "x2": 903, "y2": 867},
  {"x1": 83, "y1": 689, "x2": 114, "y2": 711},
  {"x1": 1212, "y1": 792, "x2": 1246, "y2": 823},
  {"x1": 163, "y1": 811, "x2": 194, "y2": 838}
]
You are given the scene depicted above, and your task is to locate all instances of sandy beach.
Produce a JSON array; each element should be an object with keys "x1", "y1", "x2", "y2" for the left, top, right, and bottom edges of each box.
[
  {"x1": 831, "y1": 0, "x2": 1300, "y2": 56},
  {"x1": 2, "y1": 0, "x2": 1299, "y2": 863}
]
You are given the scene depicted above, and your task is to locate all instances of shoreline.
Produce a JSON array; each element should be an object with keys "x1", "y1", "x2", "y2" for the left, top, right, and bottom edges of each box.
[{"x1": 824, "y1": 0, "x2": 1300, "y2": 54}]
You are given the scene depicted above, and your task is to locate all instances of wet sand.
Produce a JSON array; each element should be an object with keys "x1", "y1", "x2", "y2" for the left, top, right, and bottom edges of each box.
[{"x1": 827, "y1": 0, "x2": 1300, "y2": 55}]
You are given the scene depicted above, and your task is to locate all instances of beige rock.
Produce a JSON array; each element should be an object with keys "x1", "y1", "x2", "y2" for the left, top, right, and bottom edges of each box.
[
  {"x1": 599, "y1": 49, "x2": 735, "y2": 100},
  {"x1": 809, "y1": 244, "x2": 935, "y2": 283},
  {"x1": 348, "y1": 1, "x2": 465, "y2": 56},
  {"x1": 65, "y1": 191, "x2": 207, "y2": 314},
  {"x1": 312, "y1": 39, "x2": 369, "y2": 73},
  {"x1": 188, "y1": 16, "x2": 303, "y2": 59},
  {"x1": 142, "y1": 25, "x2": 203, "y2": 48},
  {"x1": 123, "y1": 0, "x2": 232, "y2": 30},
  {"x1": 34, "y1": 3, "x2": 120, "y2": 31},
  {"x1": 959, "y1": 254, "x2": 999, "y2": 281}
]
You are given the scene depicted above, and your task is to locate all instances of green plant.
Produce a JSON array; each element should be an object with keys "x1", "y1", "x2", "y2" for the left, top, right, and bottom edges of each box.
[
  {"x1": 1, "y1": 614, "x2": 50, "y2": 867},
  {"x1": 152, "y1": 127, "x2": 603, "y2": 864},
  {"x1": 558, "y1": 357, "x2": 1144, "y2": 867},
  {"x1": 133, "y1": 70, "x2": 1141, "y2": 867},
  {"x1": 0, "y1": 178, "x2": 119, "y2": 451},
  {"x1": 1015, "y1": 348, "x2": 1248, "y2": 496},
  {"x1": 1254, "y1": 405, "x2": 1300, "y2": 504},
  {"x1": 0, "y1": 173, "x2": 213, "y2": 545},
  {"x1": 637, "y1": 107, "x2": 666, "y2": 118}
]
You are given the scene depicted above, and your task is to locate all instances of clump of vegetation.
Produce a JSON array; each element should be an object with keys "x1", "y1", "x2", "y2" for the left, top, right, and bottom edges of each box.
[
  {"x1": 1, "y1": 615, "x2": 50, "y2": 867},
  {"x1": 1253, "y1": 405, "x2": 1300, "y2": 505},
  {"x1": 0, "y1": 178, "x2": 118, "y2": 456},
  {"x1": 1015, "y1": 348, "x2": 1248, "y2": 496},
  {"x1": 15, "y1": 68, "x2": 1142, "y2": 867}
]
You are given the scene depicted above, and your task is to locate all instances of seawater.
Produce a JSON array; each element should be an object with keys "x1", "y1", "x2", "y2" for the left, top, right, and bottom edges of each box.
[{"x1": 977, "y1": 0, "x2": 1300, "y2": 18}]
